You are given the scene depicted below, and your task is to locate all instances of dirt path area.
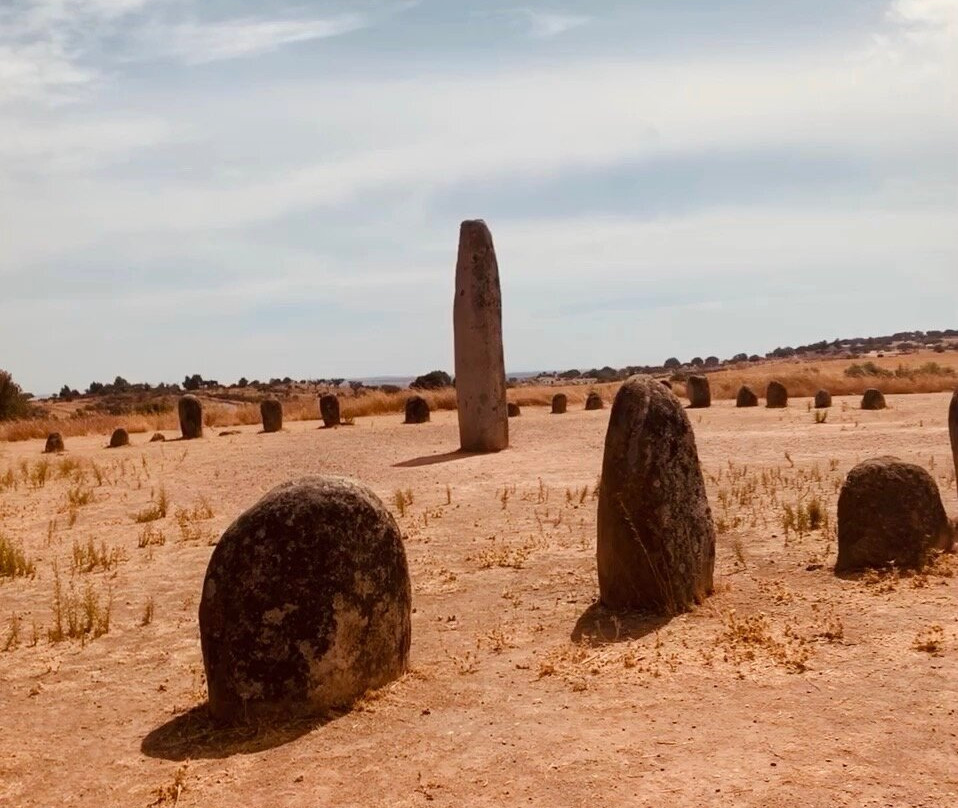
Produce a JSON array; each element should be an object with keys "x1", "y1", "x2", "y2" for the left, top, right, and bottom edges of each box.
[{"x1": 1, "y1": 392, "x2": 955, "y2": 807}]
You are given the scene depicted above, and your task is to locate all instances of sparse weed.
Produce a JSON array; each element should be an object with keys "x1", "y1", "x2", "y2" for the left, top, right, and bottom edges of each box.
[{"x1": 0, "y1": 534, "x2": 36, "y2": 579}]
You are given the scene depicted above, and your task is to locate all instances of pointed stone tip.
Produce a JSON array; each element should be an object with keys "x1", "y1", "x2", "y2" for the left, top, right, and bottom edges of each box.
[{"x1": 458, "y1": 219, "x2": 494, "y2": 251}]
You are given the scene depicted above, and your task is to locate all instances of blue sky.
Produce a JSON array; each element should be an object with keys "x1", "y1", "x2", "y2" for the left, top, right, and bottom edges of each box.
[{"x1": 1, "y1": 0, "x2": 955, "y2": 393}]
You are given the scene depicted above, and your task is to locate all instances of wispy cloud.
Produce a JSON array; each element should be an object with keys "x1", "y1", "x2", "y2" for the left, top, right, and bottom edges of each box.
[
  {"x1": 133, "y1": 14, "x2": 369, "y2": 65},
  {"x1": 520, "y1": 10, "x2": 591, "y2": 38}
]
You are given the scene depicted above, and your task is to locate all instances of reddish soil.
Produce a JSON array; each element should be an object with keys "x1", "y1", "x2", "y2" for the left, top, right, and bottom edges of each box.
[{"x1": 0, "y1": 392, "x2": 956, "y2": 807}]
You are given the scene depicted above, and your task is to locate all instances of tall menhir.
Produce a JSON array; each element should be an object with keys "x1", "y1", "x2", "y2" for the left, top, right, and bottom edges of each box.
[{"x1": 453, "y1": 220, "x2": 508, "y2": 452}]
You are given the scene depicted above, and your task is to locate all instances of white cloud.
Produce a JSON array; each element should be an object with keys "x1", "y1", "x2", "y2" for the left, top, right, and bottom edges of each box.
[
  {"x1": 133, "y1": 14, "x2": 368, "y2": 65},
  {"x1": 521, "y1": 10, "x2": 591, "y2": 39}
]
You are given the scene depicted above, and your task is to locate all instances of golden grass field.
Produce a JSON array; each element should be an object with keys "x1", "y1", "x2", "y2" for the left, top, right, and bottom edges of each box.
[{"x1": 0, "y1": 385, "x2": 956, "y2": 807}]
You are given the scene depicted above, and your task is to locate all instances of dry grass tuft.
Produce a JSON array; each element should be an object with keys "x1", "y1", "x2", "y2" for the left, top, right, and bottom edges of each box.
[{"x1": 0, "y1": 534, "x2": 36, "y2": 579}]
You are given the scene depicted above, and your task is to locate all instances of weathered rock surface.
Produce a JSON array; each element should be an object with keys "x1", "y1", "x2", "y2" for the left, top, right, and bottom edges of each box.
[
  {"x1": 835, "y1": 457, "x2": 953, "y2": 573},
  {"x1": 178, "y1": 395, "x2": 204, "y2": 439},
  {"x1": 199, "y1": 476, "x2": 412, "y2": 723},
  {"x1": 261, "y1": 399, "x2": 283, "y2": 433},
  {"x1": 766, "y1": 381, "x2": 788, "y2": 408},
  {"x1": 43, "y1": 432, "x2": 64, "y2": 454},
  {"x1": 404, "y1": 395, "x2": 430, "y2": 424},
  {"x1": 453, "y1": 220, "x2": 508, "y2": 452},
  {"x1": 597, "y1": 375, "x2": 716, "y2": 613},
  {"x1": 686, "y1": 375, "x2": 711, "y2": 408},
  {"x1": 585, "y1": 392, "x2": 604, "y2": 411},
  {"x1": 319, "y1": 394, "x2": 341, "y2": 428},
  {"x1": 861, "y1": 388, "x2": 886, "y2": 410},
  {"x1": 814, "y1": 389, "x2": 832, "y2": 409},
  {"x1": 735, "y1": 386, "x2": 758, "y2": 408},
  {"x1": 109, "y1": 428, "x2": 129, "y2": 448},
  {"x1": 551, "y1": 393, "x2": 567, "y2": 414}
]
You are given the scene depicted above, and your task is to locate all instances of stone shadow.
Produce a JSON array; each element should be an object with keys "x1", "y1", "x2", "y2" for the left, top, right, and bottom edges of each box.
[
  {"x1": 141, "y1": 704, "x2": 337, "y2": 761},
  {"x1": 393, "y1": 450, "x2": 482, "y2": 468},
  {"x1": 571, "y1": 601, "x2": 671, "y2": 647}
]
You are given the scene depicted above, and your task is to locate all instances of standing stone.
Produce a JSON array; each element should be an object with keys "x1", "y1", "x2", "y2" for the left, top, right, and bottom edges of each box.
[
  {"x1": 736, "y1": 386, "x2": 758, "y2": 408},
  {"x1": 178, "y1": 395, "x2": 204, "y2": 439},
  {"x1": 404, "y1": 395, "x2": 430, "y2": 424},
  {"x1": 551, "y1": 393, "x2": 567, "y2": 414},
  {"x1": 835, "y1": 457, "x2": 952, "y2": 573},
  {"x1": 109, "y1": 428, "x2": 129, "y2": 448},
  {"x1": 453, "y1": 220, "x2": 508, "y2": 452},
  {"x1": 43, "y1": 432, "x2": 65, "y2": 454},
  {"x1": 766, "y1": 381, "x2": 788, "y2": 408},
  {"x1": 261, "y1": 399, "x2": 283, "y2": 433},
  {"x1": 686, "y1": 375, "x2": 711, "y2": 408},
  {"x1": 585, "y1": 392, "x2": 604, "y2": 411},
  {"x1": 199, "y1": 477, "x2": 411, "y2": 723},
  {"x1": 814, "y1": 389, "x2": 832, "y2": 409},
  {"x1": 597, "y1": 375, "x2": 716, "y2": 614},
  {"x1": 319, "y1": 394, "x2": 341, "y2": 428},
  {"x1": 950, "y1": 390, "x2": 958, "y2": 502},
  {"x1": 861, "y1": 388, "x2": 886, "y2": 410},
  {"x1": 507, "y1": 402, "x2": 521, "y2": 417}
]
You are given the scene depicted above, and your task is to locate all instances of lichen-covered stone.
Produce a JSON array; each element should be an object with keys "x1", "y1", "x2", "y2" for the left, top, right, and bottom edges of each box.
[
  {"x1": 261, "y1": 399, "x2": 283, "y2": 433},
  {"x1": 551, "y1": 393, "x2": 567, "y2": 414},
  {"x1": 861, "y1": 388, "x2": 886, "y2": 410},
  {"x1": 404, "y1": 395, "x2": 430, "y2": 424},
  {"x1": 686, "y1": 375, "x2": 711, "y2": 408},
  {"x1": 585, "y1": 392, "x2": 604, "y2": 411},
  {"x1": 178, "y1": 395, "x2": 203, "y2": 439},
  {"x1": 199, "y1": 476, "x2": 412, "y2": 724},
  {"x1": 597, "y1": 375, "x2": 716, "y2": 614},
  {"x1": 43, "y1": 432, "x2": 64, "y2": 454},
  {"x1": 453, "y1": 220, "x2": 508, "y2": 452},
  {"x1": 109, "y1": 428, "x2": 129, "y2": 448},
  {"x1": 319, "y1": 394, "x2": 341, "y2": 428},
  {"x1": 950, "y1": 390, "x2": 958, "y2": 502},
  {"x1": 835, "y1": 457, "x2": 952, "y2": 573},
  {"x1": 814, "y1": 389, "x2": 832, "y2": 409},
  {"x1": 766, "y1": 381, "x2": 788, "y2": 408},
  {"x1": 507, "y1": 402, "x2": 521, "y2": 417},
  {"x1": 735, "y1": 386, "x2": 758, "y2": 408}
]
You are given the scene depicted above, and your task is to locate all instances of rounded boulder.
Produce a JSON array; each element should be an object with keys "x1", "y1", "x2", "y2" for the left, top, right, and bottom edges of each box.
[
  {"x1": 861, "y1": 388, "x2": 886, "y2": 410},
  {"x1": 735, "y1": 386, "x2": 758, "y2": 408},
  {"x1": 404, "y1": 395, "x2": 430, "y2": 424},
  {"x1": 585, "y1": 392, "x2": 604, "y2": 411},
  {"x1": 814, "y1": 389, "x2": 832, "y2": 409},
  {"x1": 43, "y1": 432, "x2": 65, "y2": 454},
  {"x1": 766, "y1": 381, "x2": 788, "y2": 408},
  {"x1": 199, "y1": 476, "x2": 412, "y2": 723},
  {"x1": 551, "y1": 393, "x2": 567, "y2": 414},
  {"x1": 835, "y1": 457, "x2": 953, "y2": 573},
  {"x1": 109, "y1": 428, "x2": 129, "y2": 448}
]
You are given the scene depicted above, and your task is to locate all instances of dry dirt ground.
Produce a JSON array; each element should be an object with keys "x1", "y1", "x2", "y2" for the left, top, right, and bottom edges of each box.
[{"x1": 1, "y1": 392, "x2": 956, "y2": 808}]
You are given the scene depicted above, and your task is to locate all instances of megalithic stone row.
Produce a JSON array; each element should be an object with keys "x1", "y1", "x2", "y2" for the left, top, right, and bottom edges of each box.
[
  {"x1": 814, "y1": 389, "x2": 832, "y2": 409},
  {"x1": 861, "y1": 388, "x2": 886, "y2": 410},
  {"x1": 736, "y1": 386, "x2": 758, "y2": 407},
  {"x1": 109, "y1": 428, "x2": 129, "y2": 448},
  {"x1": 551, "y1": 393, "x2": 567, "y2": 414},
  {"x1": 453, "y1": 220, "x2": 508, "y2": 452},
  {"x1": 950, "y1": 389, "x2": 958, "y2": 502},
  {"x1": 179, "y1": 395, "x2": 204, "y2": 439},
  {"x1": 686, "y1": 375, "x2": 711, "y2": 408},
  {"x1": 404, "y1": 395, "x2": 430, "y2": 424},
  {"x1": 766, "y1": 381, "x2": 788, "y2": 408},
  {"x1": 43, "y1": 432, "x2": 65, "y2": 454},
  {"x1": 597, "y1": 375, "x2": 716, "y2": 614}
]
